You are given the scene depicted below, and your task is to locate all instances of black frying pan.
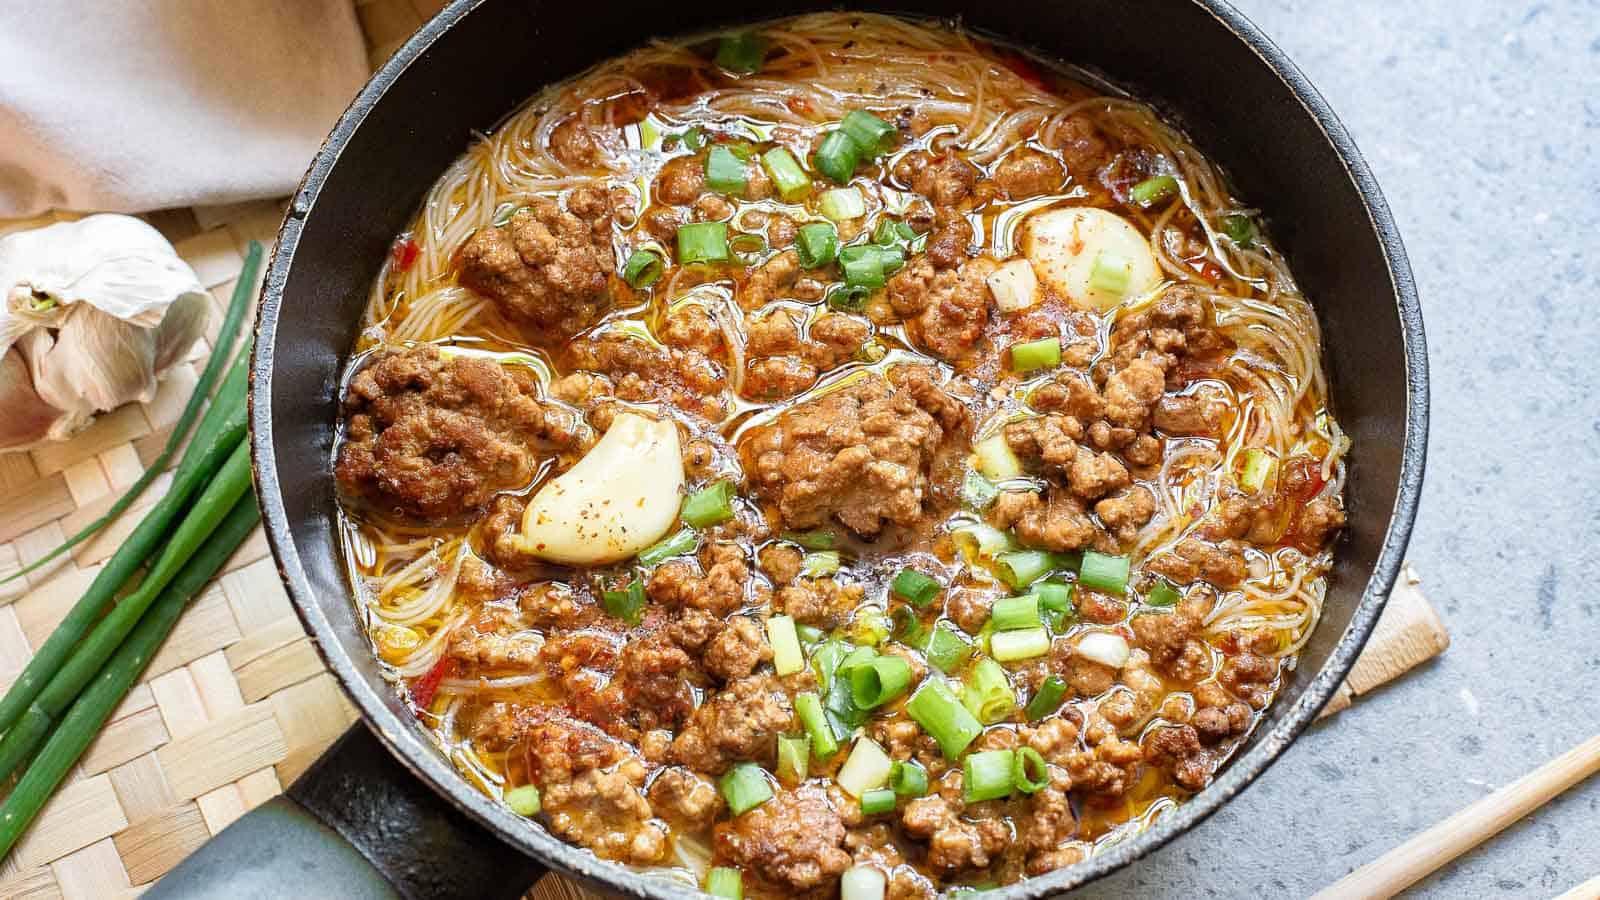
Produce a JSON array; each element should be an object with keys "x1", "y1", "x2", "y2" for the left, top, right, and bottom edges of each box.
[{"x1": 148, "y1": 1, "x2": 1427, "y2": 897}]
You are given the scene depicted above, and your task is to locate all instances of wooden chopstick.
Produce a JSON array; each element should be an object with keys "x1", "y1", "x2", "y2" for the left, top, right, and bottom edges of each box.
[
  {"x1": 1553, "y1": 874, "x2": 1600, "y2": 900},
  {"x1": 1313, "y1": 733, "x2": 1600, "y2": 899}
]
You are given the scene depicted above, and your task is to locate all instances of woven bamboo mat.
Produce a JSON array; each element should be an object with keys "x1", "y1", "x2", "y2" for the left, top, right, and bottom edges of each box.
[{"x1": 0, "y1": 1, "x2": 1447, "y2": 897}]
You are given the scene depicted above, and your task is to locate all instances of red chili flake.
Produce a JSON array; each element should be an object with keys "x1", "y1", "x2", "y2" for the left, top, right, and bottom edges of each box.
[
  {"x1": 787, "y1": 95, "x2": 814, "y2": 116},
  {"x1": 410, "y1": 656, "x2": 458, "y2": 712},
  {"x1": 391, "y1": 236, "x2": 420, "y2": 273}
]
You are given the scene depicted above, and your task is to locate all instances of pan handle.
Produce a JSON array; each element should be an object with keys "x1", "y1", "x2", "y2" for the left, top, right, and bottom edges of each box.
[{"x1": 144, "y1": 724, "x2": 547, "y2": 899}]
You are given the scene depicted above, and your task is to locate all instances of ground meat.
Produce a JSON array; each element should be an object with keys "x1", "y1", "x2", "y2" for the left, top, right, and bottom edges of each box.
[
  {"x1": 645, "y1": 542, "x2": 753, "y2": 617},
  {"x1": 715, "y1": 784, "x2": 851, "y2": 891},
  {"x1": 1296, "y1": 496, "x2": 1347, "y2": 550},
  {"x1": 744, "y1": 371, "x2": 965, "y2": 535},
  {"x1": 741, "y1": 250, "x2": 802, "y2": 308},
  {"x1": 1192, "y1": 702, "x2": 1251, "y2": 744},
  {"x1": 994, "y1": 149, "x2": 1065, "y2": 199},
  {"x1": 900, "y1": 788, "x2": 1009, "y2": 872},
  {"x1": 565, "y1": 331, "x2": 725, "y2": 420},
  {"x1": 551, "y1": 117, "x2": 602, "y2": 168},
  {"x1": 1153, "y1": 387, "x2": 1229, "y2": 436},
  {"x1": 656, "y1": 154, "x2": 705, "y2": 205},
  {"x1": 660, "y1": 304, "x2": 724, "y2": 355},
  {"x1": 1005, "y1": 414, "x2": 1083, "y2": 473},
  {"x1": 1019, "y1": 716, "x2": 1080, "y2": 767},
  {"x1": 1022, "y1": 774, "x2": 1080, "y2": 875},
  {"x1": 648, "y1": 767, "x2": 724, "y2": 831},
  {"x1": 746, "y1": 306, "x2": 803, "y2": 355},
  {"x1": 1219, "y1": 651, "x2": 1279, "y2": 708},
  {"x1": 988, "y1": 489, "x2": 1098, "y2": 552},
  {"x1": 1067, "y1": 447, "x2": 1130, "y2": 500},
  {"x1": 1095, "y1": 486, "x2": 1156, "y2": 542},
  {"x1": 447, "y1": 619, "x2": 542, "y2": 668},
  {"x1": 704, "y1": 616, "x2": 772, "y2": 682},
  {"x1": 544, "y1": 758, "x2": 666, "y2": 864},
  {"x1": 768, "y1": 215, "x2": 798, "y2": 248},
  {"x1": 519, "y1": 707, "x2": 625, "y2": 783},
  {"x1": 457, "y1": 186, "x2": 614, "y2": 339},
  {"x1": 942, "y1": 585, "x2": 997, "y2": 634},
  {"x1": 336, "y1": 346, "x2": 583, "y2": 520},
  {"x1": 758, "y1": 543, "x2": 804, "y2": 585},
  {"x1": 777, "y1": 578, "x2": 863, "y2": 629},
  {"x1": 806, "y1": 313, "x2": 870, "y2": 369},
  {"x1": 1105, "y1": 284, "x2": 1219, "y2": 372},
  {"x1": 1062, "y1": 652, "x2": 1117, "y2": 696},
  {"x1": 671, "y1": 674, "x2": 794, "y2": 773},
  {"x1": 641, "y1": 207, "x2": 681, "y2": 243},
  {"x1": 516, "y1": 580, "x2": 595, "y2": 630},
  {"x1": 1045, "y1": 114, "x2": 1111, "y2": 175},
  {"x1": 923, "y1": 214, "x2": 973, "y2": 271},
  {"x1": 616, "y1": 632, "x2": 696, "y2": 728},
  {"x1": 746, "y1": 356, "x2": 819, "y2": 399},
  {"x1": 900, "y1": 152, "x2": 978, "y2": 206},
  {"x1": 1129, "y1": 597, "x2": 1213, "y2": 680},
  {"x1": 885, "y1": 257, "x2": 996, "y2": 360},
  {"x1": 694, "y1": 193, "x2": 736, "y2": 222},
  {"x1": 1146, "y1": 537, "x2": 1249, "y2": 588},
  {"x1": 666, "y1": 607, "x2": 720, "y2": 652},
  {"x1": 1101, "y1": 356, "x2": 1166, "y2": 430}
]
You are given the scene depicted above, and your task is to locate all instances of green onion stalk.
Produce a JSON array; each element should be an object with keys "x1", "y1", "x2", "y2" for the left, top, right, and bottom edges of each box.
[
  {"x1": 0, "y1": 340, "x2": 253, "y2": 740},
  {"x1": 0, "y1": 493, "x2": 261, "y2": 859}
]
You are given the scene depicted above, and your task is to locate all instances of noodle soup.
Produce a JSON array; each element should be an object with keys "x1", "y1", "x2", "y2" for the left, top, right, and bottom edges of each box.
[{"x1": 334, "y1": 13, "x2": 1348, "y2": 896}]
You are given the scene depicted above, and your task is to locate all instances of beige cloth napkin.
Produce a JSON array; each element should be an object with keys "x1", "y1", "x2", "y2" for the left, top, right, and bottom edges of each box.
[{"x1": 0, "y1": 0, "x2": 370, "y2": 217}]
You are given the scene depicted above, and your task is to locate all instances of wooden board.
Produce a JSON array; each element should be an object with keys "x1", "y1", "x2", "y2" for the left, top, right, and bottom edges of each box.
[{"x1": 0, "y1": 0, "x2": 1449, "y2": 895}]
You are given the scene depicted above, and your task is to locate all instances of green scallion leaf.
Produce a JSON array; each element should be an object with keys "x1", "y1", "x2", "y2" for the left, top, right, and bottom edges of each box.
[
  {"x1": 681, "y1": 480, "x2": 735, "y2": 528},
  {"x1": 827, "y1": 285, "x2": 871, "y2": 312},
  {"x1": 707, "y1": 867, "x2": 744, "y2": 900},
  {"x1": 905, "y1": 680, "x2": 983, "y2": 759},
  {"x1": 1088, "y1": 251, "x2": 1133, "y2": 297},
  {"x1": 796, "y1": 222, "x2": 839, "y2": 268},
  {"x1": 994, "y1": 550, "x2": 1053, "y2": 590},
  {"x1": 961, "y1": 658, "x2": 1016, "y2": 724},
  {"x1": 891, "y1": 569, "x2": 941, "y2": 607},
  {"x1": 801, "y1": 550, "x2": 841, "y2": 578},
  {"x1": 795, "y1": 692, "x2": 840, "y2": 759},
  {"x1": 705, "y1": 145, "x2": 748, "y2": 196},
  {"x1": 840, "y1": 110, "x2": 898, "y2": 157},
  {"x1": 637, "y1": 527, "x2": 697, "y2": 566},
  {"x1": 849, "y1": 654, "x2": 914, "y2": 709},
  {"x1": 839, "y1": 244, "x2": 887, "y2": 291},
  {"x1": 777, "y1": 734, "x2": 810, "y2": 784},
  {"x1": 715, "y1": 33, "x2": 768, "y2": 74},
  {"x1": 889, "y1": 759, "x2": 929, "y2": 796},
  {"x1": 1011, "y1": 746, "x2": 1050, "y2": 794},
  {"x1": 990, "y1": 594, "x2": 1041, "y2": 632},
  {"x1": 963, "y1": 749, "x2": 1016, "y2": 803},
  {"x1": 719, "y1": 762, "x2": 774, "y2": 816},
  {"x1": 891, "y1": 604, "x2": 927, "y2": 645},
  {"x1": 1036, "y1": 581, "x2": 1075, "y2": 632},
  {"x1": 1024, "y1": 674, "x2": 1068, "y2": 721},
  {"x1": 960, "y1": 470, "x2": 1000, "y2": 510},
  {"x1": 676, "y1": 221, "x2": 731, "y2": 265},
  {"x1": 859, "y1": 788, "x2": 898, "y2": 815},
  {"x1": 1009, "y1": 337, "x2": 1061, "y2": 373},
  {"x1": 622, "y1": 248, "x2": 664, "y2": 289},
  {"x1": 923, "y1": 622, "x2": 973, "y2": 674},
  {"x1": 819, "y1": 185, "x2": 866, "y2": 221},
  {"x1": 1079, "y1": 551, "x2": 1131, "y2": 594},
  {"x1": 990, "y1": 627, "x2": 1051, "y2": 662},
  {"x1": 504, "y1": 784, "x2": 541, "y2": 816},
  {"x1": 815, "y1": 132, "x2": 861, "y2": 185},
  {"x1": 783, "y1": 528, "x2": 839, "y2": 551},
  {"x1": 1146, "y1": 578, "x2": 1181, "y2": 608},
  {"x1": 1222, "y1": 213, "x2": 1255, "y2": 247},
  {"x1": 762, "y1": 147, "x2": 812, "y2": 202},
  {"x1": 601, "y1": 577, "x2": 647, "y2": 626},
  {"x1": 1130, "y1": 174, "x2": 1179, "y2": 207}
]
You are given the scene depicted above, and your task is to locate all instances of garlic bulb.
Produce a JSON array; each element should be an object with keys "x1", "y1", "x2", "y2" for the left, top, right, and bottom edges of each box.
[{"x1": 0, "y1": 215, "x2": 210, "y2": 450}]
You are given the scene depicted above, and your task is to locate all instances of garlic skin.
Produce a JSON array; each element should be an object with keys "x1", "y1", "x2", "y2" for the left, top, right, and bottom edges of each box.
[{"x1": 0, "y1": 215, "x2": 209, "y2": 450}]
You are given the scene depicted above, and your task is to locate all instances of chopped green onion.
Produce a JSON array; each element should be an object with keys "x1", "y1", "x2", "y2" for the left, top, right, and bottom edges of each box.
[
  {"x1": 504, "y1": 784, "x2": 541, "y2": 816},
  {"x1": 850, "y1": 655, "x2": 914, "y2": 709},
  {"x1": 990, "y1": 594, "x2": 1041, "y2": 632},
  {"x1": 801, "y1": 550, "x2": 841, "y2": 578},
  {"x1": 819, "y1": 185, "x2": 866, "y2": 221},
  {"x1": 973, "y1": 434, "x2": 1023, "y2": 482},
  {"x1": 1024, "y1": 674, "x2": 1068, "y2": 721},
  {"x1": 680, "y1": 480, "x2": 735, "y2": 528},
  {"x1": 1012, "y1": 746, "x2": 1050, "y2": 794},
  {"x1": 841, "y1": 866, "x2": 887, "y2": 900},
  {"x1": 839, "y1": 644, "x2": 878, "y2": 674},
  {"x1": 1222, "y1": 213, "x2": 1255, "y2": 247},
  {"x1": 795, "y1": 691, "x2": 840, "y2": 759},
  {"x1": 762, "y1": 147, "x2": 812, "y2": 202},
  {"x1": 1130, "y1": 174, "x2": 1179, "y2": 207},
  {"x1": 1009, "y1": 337, "x2": 1061, "y2": 373},
  {"x1": 906, "y1": 680, "x2": 983, "y2": 759},
  {"x1": 796, "y1": 222, "x2": 839, "y2": 268},
  {"x1": 783, "y1": 528, "x2": 839, "y2": 550},
  {"x1": 796, "y1": 623, "x2": 824, "y2": 644},
  {"x1": 1146, "y1": 578, "x2": 1181, "y2": 608},
  {"x1": 923, "y1": 622, "x2": 973, "y2": 674},
  {"x1": 1088, "y1": 251, "x2": 1133, "y2": 296},
  {"x1": 990, "y1": 627, "x2": 1051, "y2": 662},
  {"x1": 891, "y1": 569, "x2": 942, "y2": 607},
  {"x1": 729, "y1": 232, "x2": 768, "y2": 264},
  {"x1": 840, "y1": 110, "x2": 898, "y2": 157},
  {"x1": 815, "y1": 131, "x2": 861, "y2": 184},
  {"x1": 962, "y1": 749, "x2": 1016, "y2": 803},
  {"x1": 777, "y1": 735, "x2": 810, "y2": 784},
  {"x1": 676, "y1": 126, "x2": 706, "y2": 151},
  {"x1": 715, "y1": 33, "x2": 768, "y2": 74},
  {"x1": 812, "y1": 640, "x2": 848, "y2": 690},
  {"x1": 601, "y1": 577, "x2": 646, "y2": 626},
  {"x1": 1037, "y1": 581, "x2": 1075, "y2": 631},
  {"x1": 892, "y1": 605, "x2": 927, "y2": 645},
  {"x1": 707, "y1": 867, "x2": 744, "y2": 900},
  {"x1": 622, "y1": 248, "x2": 664, "y2": 289},
  {"x1": 705, "y1": 145, "x2": 748, "y2": 195},
  {"x1": 638, "y1": 527, "x2": 697, "y2": 565},
  {"x1": 768, "y1": 615, "x2": 805, "y2": 676},
  {"x1": 1240, "y1": 447, "x2": 1277, "y2": 493},
  {"x1": 837, "y1": 737, "x2": 893, "y2": 797},
  {"x1": 889, "y1": 759, "x2": 929, "y2": 797},
  {"x1": 961, "y1": 470, "x2": 1000, "y2": 510},
  {"x1": 961, "y1": 658, "x2": 1016, "y2": 724},
  {"x1": 994, "y1": 550, "x2": 1053, "y2": 591},
  {"x1": 720, "y1": 762, "x2": 774, "y2": 815},
  {"x1": 953, "y1": 522, "x2": 1017, "y2": 560},
  {"x1": 1079, "y1": 551, "x2": 1131, "y2": 594},
  {"x1": 840, "y1": 245, "x2": 886, "y2": 290},
  {"x1": 872, "y1": 217, "x2": 903, "y2": 246},
  {"x1": 724, "y1": 140, "x2": 758, "y2": 162},
  {"x1": 859, "y1": 788, "x2": 898, "y2": 815},
  {"x1": 827, "y1": 285, "x2": 871, "y2": 312},
  {"x1": 873, "y1": 244, "x2": 905, "y2": 275},
  {"x1": 676, "y1": 221, "x2": 730, "y2": 265}
]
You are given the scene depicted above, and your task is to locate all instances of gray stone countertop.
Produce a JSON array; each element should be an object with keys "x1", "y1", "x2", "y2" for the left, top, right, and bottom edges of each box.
[{"x1": 1076, "y1": 0, "x2": 1600, "y2": 896}]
